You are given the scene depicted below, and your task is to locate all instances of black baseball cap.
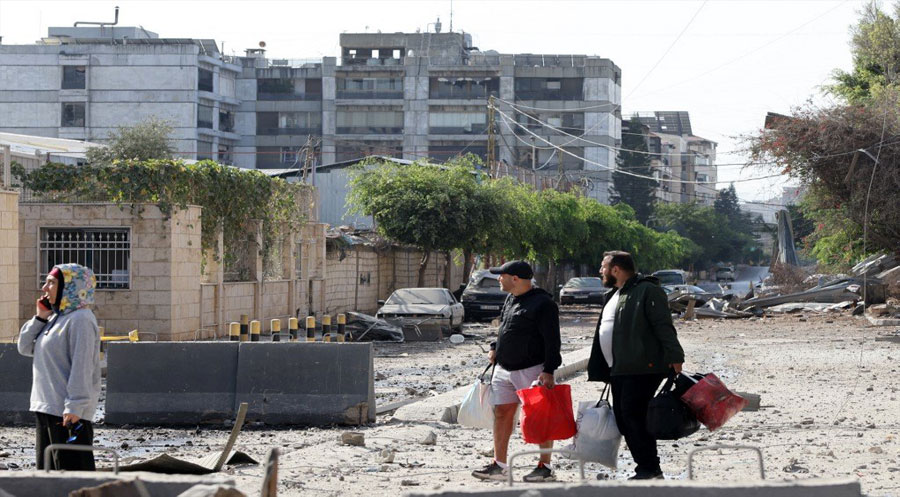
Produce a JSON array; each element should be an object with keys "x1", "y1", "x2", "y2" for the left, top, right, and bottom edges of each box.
[{"x1": 488, "y1": 260, "x2": 534, "y2": 279}]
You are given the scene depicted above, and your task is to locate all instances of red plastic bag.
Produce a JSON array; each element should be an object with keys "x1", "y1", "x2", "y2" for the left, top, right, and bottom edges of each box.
[
  {"x1": 680, "y1": 373, "x2": 748, "y2": 431},
  {"x1": 516, "y1": 384, "x2": 577, "y2": 444}
]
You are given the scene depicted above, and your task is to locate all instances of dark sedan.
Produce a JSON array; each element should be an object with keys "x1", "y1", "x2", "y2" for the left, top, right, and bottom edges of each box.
[
  {"x1": 559, "y1": 277, "x2": 606, "y2": 305},
  {"x1": 460, "y1": 271, "x2": 507, "y2": 321}
]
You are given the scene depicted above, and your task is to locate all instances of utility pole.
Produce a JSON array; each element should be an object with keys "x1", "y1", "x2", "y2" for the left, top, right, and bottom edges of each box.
[{"x1": 487, "y1": 96, "x2": 496, "y2": 178}]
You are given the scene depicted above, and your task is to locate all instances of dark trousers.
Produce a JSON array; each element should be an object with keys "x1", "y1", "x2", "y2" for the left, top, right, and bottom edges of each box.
[
  {"x1": 610, "y1": 373, "x2": 666, "y2": 475},
  {"x1": 35, "y1": 412, "x2": 96, "y2": 471}
]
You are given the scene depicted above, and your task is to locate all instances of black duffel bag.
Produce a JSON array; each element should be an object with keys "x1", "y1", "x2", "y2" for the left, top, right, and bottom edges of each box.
[{"x1": 646, "y1": 374, "x2": 700, "y2": 440}]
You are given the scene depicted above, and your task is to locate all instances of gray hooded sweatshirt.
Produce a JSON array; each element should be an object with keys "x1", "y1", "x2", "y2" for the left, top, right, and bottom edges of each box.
[{"x1": 17, "y1": 264, "x2": 101, "y2": 421}]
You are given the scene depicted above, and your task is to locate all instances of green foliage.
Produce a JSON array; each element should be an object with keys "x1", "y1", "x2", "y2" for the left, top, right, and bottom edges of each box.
[
  {"x1": 347, "y1": 155, "x2": 692, "y2": 276},
  {"x1": 14, "y1": 160, "x2": 310, "y2": 267},
  {"x1": 611, "y1": 118, "x2": 659, "y2": 224},
  {"x1": 86, "y1": 118, "x2": 175, "y2": 164},
  {"x1": 827, "y1": 2, "x2": 900, "y2": 103},
  {"x1": 652, "y1": 201, "x2": 759, "y2": 270}
]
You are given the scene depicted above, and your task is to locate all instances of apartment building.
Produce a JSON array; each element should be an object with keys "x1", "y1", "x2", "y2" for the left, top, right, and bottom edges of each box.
[
  {"x1": 633, "y1": 111, "x2": 717, "y2": 205},
  {"x1": 0, "y1": 26, "x2": 242, "y2": 164}
]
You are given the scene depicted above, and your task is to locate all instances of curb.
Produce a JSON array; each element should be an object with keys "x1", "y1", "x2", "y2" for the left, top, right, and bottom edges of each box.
[{"x1": 391, "y1": 346, "x2": 592, "y2": 424}]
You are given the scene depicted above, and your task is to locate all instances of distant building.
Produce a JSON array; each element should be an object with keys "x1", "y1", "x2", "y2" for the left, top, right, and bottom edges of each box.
[
  {"x1": 632, "y1": 111, "x2": 717, "y2": 205},
  {"x1": 0, "y1": 26, "x2": 242, "y2": 165},
  {"x1": 1, "y1": 22, "x2": 622, "y2": 203}
]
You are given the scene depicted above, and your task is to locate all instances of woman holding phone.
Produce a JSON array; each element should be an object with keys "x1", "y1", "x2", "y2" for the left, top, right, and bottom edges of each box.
[{"x1": 18, "y1": 263, "x2": 100, "y2": 470}]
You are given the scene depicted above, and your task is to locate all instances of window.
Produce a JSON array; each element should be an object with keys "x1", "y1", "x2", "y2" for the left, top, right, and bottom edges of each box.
[
  {"x1": 197, "y1": 140, "x2": 213, "y2": 160},
  {"x1": 61, "y1": 103, "x2": 85, "y2": 127},
  {"x1": 336, "y1": 108, "x2": 403, "y2": 134},
  {"x1": 62, "y1": 66, "x2": 86, "y2": 89},
  {"x1": 40, "y1": 228, "x2": 131, "y2": 289},
  {"x1": 198, "y1": 104, "x2": 213, "y2": 129},
  {"x1": 336, "y1": 77, "x2": 403, "y2": 99},
  {"x1": 514, "y1": 78, "x2": 583, "y2": 100},
  {"x1": 198, "y1": 68, "x2": 214, "y2": 92},
  {"x1": 335, "y1": 141, "x2": 402, "y2": 162},
  {"x1": 429, "y1": 77, "x2": 499, "y2": 99},
  {"x1": 428, "y1": 111, "x2": 488, "y2": 134},
  {"x1": 219, "y1": 110, "x2": 234, "y2": 132},
  {"x1": 218, "y1": 143, "x2": 233, "y2": 164},
  {"x1": 281, "y1": 147, "x2": 300, "y2": 164}
]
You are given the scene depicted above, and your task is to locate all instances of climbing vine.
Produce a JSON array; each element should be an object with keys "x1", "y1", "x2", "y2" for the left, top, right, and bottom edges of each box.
[{"x1": 14, "y1": 159, "x2": 311, "y2": 274}]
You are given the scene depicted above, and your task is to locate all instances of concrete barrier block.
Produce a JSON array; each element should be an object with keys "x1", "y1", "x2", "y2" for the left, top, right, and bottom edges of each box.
[
  {"x1": 235, "y1": 342, "x2": 375, "y2": 425},
  {"x1": 0, "y1": 344, "x2": 34, "y2": 425},
  {"x1": 105, "y1": 342, "x2": 239, "y2": 425},
  {"x1": 0, "y1": 471, "x2": 234, "y2": 497}
]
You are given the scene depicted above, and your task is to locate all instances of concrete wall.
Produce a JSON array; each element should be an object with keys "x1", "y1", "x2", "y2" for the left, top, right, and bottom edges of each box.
[
  {"x1": 0, "y1": 191, "x2": 19, "y2": 341},
  {"x1": 324, "y1": 244, "x2": 465, "y2": 315},
  {"x1": 17, "y1": 203, "x2": 202, "y2": 340}
]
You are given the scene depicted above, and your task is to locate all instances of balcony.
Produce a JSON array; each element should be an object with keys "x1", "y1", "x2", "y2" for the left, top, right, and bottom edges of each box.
[
  {"x1": 335, "y1": 90, "x2": 404, "y2": 100},
  {"x1": 514, "y1": 90, "x2": 582, "y2": 101},
  {"x1": 429, "y1": 89, "x2": 498, "y2": 100},
  {"x1": 336, "y1": 126, "x2": 403, "y2": 135},
  {"x1": 429, "y1": 125, "x2": 489, "y2": 135},
  {"x1": 340, "y1": 57, "x2": 404, "y2": 67},
  {"x1": 257, "y1": 92, "x2": 322, "y2": 101},
  {"x1": 258, "y1": 127, "x2": 322, "y2": 136}
]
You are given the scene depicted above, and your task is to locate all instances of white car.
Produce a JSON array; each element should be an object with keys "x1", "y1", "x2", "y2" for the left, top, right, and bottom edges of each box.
[{"x1": 376, "y1": 287, "x2": 465, "y2": 334}]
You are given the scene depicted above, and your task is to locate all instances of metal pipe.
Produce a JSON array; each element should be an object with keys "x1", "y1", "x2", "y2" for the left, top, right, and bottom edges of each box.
[{"x1": 75, "y1": 6, "x2": 119, "y2": 27}]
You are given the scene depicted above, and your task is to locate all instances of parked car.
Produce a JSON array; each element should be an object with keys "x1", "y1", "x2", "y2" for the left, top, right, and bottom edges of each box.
[
  {"x1": 559, "y1": 277, "x2": 606, "y2": 305},
  {"x1": 652, "y1": 269, "x2": 690, "y2": 286},
  {"x1": 715, "y1": 266, "x2": 736, "y2": 282},
  {"x1": 460, "y1": 270, "x2": 507, "y2": 321},
  {"x1": 376, "y1": 287, "x2": 465, "y2": 333}
]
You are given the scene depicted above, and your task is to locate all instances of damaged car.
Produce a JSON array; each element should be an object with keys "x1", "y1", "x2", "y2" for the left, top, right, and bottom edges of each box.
[
  {"x1": 460, "y1": 270, "x2": 507, "y2": 321},
  {"x1": 376, "y1": 287, "x2": 465, "y2": 336},
  {"x1": 559, "y1": 277, "x2": 605, "y2": 305}
]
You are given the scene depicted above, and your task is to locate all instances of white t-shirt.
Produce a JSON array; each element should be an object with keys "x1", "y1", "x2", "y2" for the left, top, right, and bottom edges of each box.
[{"x1": 597, "y1": 290, "x2": 619, "y2": 368}]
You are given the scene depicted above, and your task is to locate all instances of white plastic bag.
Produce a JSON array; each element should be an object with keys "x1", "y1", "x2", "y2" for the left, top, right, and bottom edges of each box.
[
  {"x1": 457, "y1": 365, "x2": 494, "y2": 429},
  {"x1": 571, "y1": 386, "x2": 622, "y2": 468}
]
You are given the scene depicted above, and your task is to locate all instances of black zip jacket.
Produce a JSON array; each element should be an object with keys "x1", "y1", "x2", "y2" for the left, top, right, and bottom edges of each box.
[{"x1": 491, "y1": 287, "x2": 562, "y2": 374}]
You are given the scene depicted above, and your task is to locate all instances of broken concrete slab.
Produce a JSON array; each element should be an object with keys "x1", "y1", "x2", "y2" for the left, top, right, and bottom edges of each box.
[
  {"x1": 851, "y1": 253, "x2": 898, "y2": 277},
  {"x1": 866, "y1": 315, "x2": 900, "y2": 326},
  {"x1": 106, "y1": 343, "x2": 239, "y2": 425},
  {"x1": 402, "y1": 478, "x2": 861, "y2": 497},
  {"x1": 391, "y1": 346, "x2": 591, "y2": 424},
  {"x1": 767, "y1": 301, "x2": 856, "y2": 313},
  {"x1": 739, "y1": 277, "x2": 884, "y2": 310},
  {"x1": 0, "y1": 472, "x2": 234, "y2": 497},
  {"x1": 235, "y1": 342, "x2": 375, "y2": 425},
  {"x1": 0, "y1": 344, "x2": 33, "y2": 425}
]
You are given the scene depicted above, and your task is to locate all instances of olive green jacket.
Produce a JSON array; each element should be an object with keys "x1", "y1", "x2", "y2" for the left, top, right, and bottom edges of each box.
[{"x1": 587, "y1": 274, "x2": 685, "y2": 381}]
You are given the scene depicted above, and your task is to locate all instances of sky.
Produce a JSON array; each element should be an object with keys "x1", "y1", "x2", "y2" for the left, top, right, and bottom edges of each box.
[{"x1": 0, "y1": 0, "x2": 867, "y2": 203}]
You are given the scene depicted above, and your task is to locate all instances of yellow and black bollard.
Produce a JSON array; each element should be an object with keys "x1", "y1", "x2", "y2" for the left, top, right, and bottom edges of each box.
[
  {"x1": 288, "y1": 317, "x2": 299, "y2": 341},
  {"x1": 250, "y1": 320, "x2": 260, "y2": 342},
  {"x1": 322, "y1": 315, "x2": 332, "y2": 342},
  {"x1": 337, "y1": 314, "x2": 347, "y2": 342},
  {"x1": 306, "y1": 316, "x2": 316, "y2": 342},
  {"x1": 229, "y1": 322, "x2": 240, "y2": 342},
  {"x1": 239, "y1": 314, "x2": 249, "y2": 342},
  {"x1": 271, "y1": 319, "x2": 281, "y2": 342}
]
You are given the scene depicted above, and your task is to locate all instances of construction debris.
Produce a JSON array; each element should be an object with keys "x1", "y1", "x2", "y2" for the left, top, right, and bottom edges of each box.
[{"x1": 344, "y1": 312, "x2": 405, "y2": 342}]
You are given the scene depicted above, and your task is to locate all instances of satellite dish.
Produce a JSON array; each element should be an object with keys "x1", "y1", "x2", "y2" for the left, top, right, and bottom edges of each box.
[{"x1": 259, "y1": 41, "x2": 266, "y2": 48}]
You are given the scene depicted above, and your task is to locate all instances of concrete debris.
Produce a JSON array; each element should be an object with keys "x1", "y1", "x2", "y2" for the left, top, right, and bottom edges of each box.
[
  {"x1": 851, "y1": 254, "x2": 898, "y2": 278},
  {"x1": 767, "y1": 301, "x2": 856, "y2": 313},
  {"x1": 377, "y1": 449, "x2": 395, "y2": 464},
  {"x1": 783, "y1": 458, "x2": 810, "y2": 473},
  {"x1": 344, "y1": 312, "x2": 405, "y2": 342},
  {"x1": 420, "y1": 431, "x2": 437, "y2": 446},
  {"x1": 176, "y1": 485, "x2": 246, "y2": 497},
  {"x1": 340, "y1": 432, "x2": 365, "y2": 447}
]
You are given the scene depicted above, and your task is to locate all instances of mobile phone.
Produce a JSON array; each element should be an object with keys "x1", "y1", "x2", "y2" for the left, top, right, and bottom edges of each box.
[{"x1": 39, "y1": 296, "x2": 52, "y2": 310}]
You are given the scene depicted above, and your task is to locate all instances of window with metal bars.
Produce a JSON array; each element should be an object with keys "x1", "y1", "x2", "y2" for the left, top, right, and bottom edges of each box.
[{"x1": 39, "y1": 228, "x2": 131, "y2": 290}]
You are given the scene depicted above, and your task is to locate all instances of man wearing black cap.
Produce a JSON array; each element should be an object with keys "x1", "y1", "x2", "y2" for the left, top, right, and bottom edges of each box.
[{"x1": 471, "y1": 260, "x2": 562, "y2": 483}]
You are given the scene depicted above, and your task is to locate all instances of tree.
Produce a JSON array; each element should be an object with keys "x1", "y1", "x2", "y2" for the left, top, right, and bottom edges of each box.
[
  {"x1": 347, "y1": 157, "x2": 484, "y2": 286},
  {"x1": 86, "y1": 118, "x2": 175, "y2": 164},
  {"x1": 714, "y1": 184, "x2": 741, "y2": 221},
  {"x1": 828, "y1": 2, "x2": 900, "y2": 103},
  {"x1": 651, "y1": 201, "x2": 757, "y2": 269},
  {"x1": 611, "y1": 118, "x2": 659, "y2": 224}
]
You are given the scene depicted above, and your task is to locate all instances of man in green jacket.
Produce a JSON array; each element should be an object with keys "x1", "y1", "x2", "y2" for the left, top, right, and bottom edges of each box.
[{"x1": 587, "y1": 251, "x2": 685, "y2": 480}]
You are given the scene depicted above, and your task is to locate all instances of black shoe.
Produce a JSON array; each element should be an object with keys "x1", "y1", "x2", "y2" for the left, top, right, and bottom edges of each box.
[
  {"x1": 472, "y1": 461, "x2": 508, "y2": 481},
  {"x1": 629, "y1": 469, "x2": 664, "y2": 480},
  {"x1": 523, "y1": 463, "x2": 556, "y2": 482}
]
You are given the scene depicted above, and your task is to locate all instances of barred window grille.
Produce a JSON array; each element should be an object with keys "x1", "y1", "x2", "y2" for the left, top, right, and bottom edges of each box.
[{"x1": 40, "y1": 228, "x2": 131, "y2": 290}]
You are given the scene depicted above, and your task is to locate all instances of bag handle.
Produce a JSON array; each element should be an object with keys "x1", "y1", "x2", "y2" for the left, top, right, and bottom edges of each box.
[
  {"x1": 478, "y1": 362, "x2": 495, "y2": 383},
  {"x1": 594, "y1": 383, "x2": 611, "y2": 407},
  {"x1": 680, "y1": 371, "x2": 701, "y2": 384}
]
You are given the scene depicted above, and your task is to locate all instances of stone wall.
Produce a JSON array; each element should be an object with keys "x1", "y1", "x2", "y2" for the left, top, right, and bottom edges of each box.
[
  {"x1": 0, "y1": 191, "x2": 19, "y2": 341},
  {"x1": 17, "y1": 203, "x2": 202, "y2": 340}
]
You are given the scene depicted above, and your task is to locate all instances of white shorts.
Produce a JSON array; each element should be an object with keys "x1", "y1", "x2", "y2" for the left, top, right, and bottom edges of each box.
[{"x1": 490, "y1": 363, "x2": 544, "y2": 405}]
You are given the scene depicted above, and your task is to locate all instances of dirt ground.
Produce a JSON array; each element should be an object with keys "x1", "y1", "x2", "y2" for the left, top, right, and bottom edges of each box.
[{"x1": 2, "y1": 308, "x2": 900, "y2": 496}]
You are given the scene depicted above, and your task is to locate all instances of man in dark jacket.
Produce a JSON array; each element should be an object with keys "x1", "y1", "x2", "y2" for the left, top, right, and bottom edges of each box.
[
  {"x1": 588, "y1": 251, "x2": 685, "y2": 480},
  {"x1": 472, "y1": 260, "x2": 562, "y2": 483}
]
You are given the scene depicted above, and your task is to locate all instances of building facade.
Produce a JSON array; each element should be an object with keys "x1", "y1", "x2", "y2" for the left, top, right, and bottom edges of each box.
[
  {"x1": 633, "y1": 111, "x2": 717, "y2": 205},
  {"x1": 0, "y1": 27, "x2": 242, "y2": 164}
]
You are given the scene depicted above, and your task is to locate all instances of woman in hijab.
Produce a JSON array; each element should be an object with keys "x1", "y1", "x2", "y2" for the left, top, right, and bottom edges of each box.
[{"x1": 18, "y1": 263, "x2": 101, "y2": 471}]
